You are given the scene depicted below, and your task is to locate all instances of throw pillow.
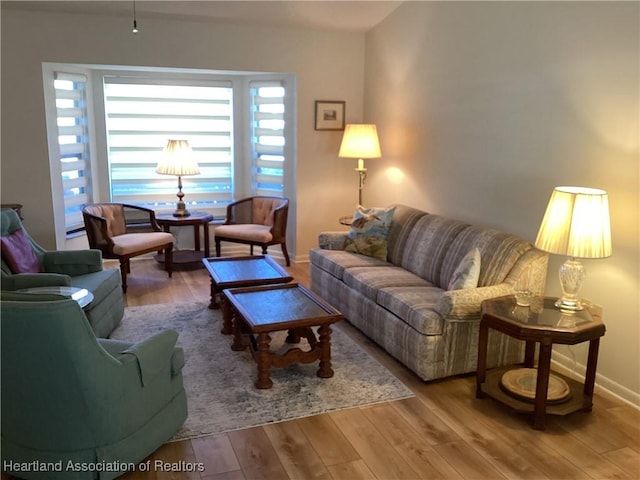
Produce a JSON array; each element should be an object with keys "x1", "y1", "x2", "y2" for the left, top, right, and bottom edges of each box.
[
  {"x1": 344, "y1": 205, "x2": 396, "y2": 261},
  {"x1": 448, "y1": 247, "x2": 481, "y2": 290},
  {"x1": 0, "y1": 228, "x2": 41, "y2": 274}
]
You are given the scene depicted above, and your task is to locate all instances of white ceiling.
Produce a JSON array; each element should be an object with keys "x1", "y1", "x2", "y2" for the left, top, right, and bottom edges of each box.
[{"x1": 3, "y1": 1, "x2": 404, "y2": 32}]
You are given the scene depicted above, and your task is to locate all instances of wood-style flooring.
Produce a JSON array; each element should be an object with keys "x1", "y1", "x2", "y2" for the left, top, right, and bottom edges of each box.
[{"x1": 7, "y1": 258, "x2": 640, "y2": 479}]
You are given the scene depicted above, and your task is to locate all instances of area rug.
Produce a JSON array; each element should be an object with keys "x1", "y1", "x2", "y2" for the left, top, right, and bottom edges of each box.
[{"x1": 110, "y1": 302, "x2": 414, "y2": 441}]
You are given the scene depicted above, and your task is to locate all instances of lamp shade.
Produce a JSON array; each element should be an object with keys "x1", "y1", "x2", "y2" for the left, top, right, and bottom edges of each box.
[
  {"x1": 338, "y1": 124, "x2": 382, "y2": 159},
  {"x1": 155, "y1": 139, "x2": 200, "y2": 177},
  {"x1": 535, "y1": 186, "x2": 612, "y2": 259}
]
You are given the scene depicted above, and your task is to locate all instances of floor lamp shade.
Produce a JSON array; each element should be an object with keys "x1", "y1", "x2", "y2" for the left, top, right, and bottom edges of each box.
[
  {"x1": 338, "y1": 124, "x2": 381, "y2": 205},
  {"x1": 156, "y1": 139, "x2": 200, "y2": 217},
  {"x1": 535, "y1": 186, "x2": 612, "y2": 311}
]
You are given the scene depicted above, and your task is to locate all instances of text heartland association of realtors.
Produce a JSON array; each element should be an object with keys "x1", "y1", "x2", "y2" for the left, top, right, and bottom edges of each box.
[{"x1": 2, "y1": 459, "x2": 206, "y2": 474}]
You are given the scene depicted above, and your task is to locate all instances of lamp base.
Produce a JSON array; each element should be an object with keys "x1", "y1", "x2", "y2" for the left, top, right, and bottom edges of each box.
[
  {"x1": 555, "y1": 257, "x2": 586, "y2": 312},
  {"x1": 554, "y1": 298, "x2": 583, "y2": 312},
  {"x1": 173, "y1": 201, "x2": 191, "y2": 217}
]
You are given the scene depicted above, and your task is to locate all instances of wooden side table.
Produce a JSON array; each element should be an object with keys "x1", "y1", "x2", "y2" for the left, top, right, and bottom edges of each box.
[
  {"x1": 154, "y1": 211, "x2": 214, "y2": 265},
  {"x1": 476, "y1": 295, "x2": 605, "y2": 430}
]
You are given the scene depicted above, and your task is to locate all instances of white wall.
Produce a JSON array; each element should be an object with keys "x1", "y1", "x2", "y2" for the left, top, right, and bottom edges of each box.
[
  {"x1": 364, "y1": 1, "x2": 639, "y2": 405},
  {"x1": 1, "y1": 7, "x2": 364, "y2": 259}
]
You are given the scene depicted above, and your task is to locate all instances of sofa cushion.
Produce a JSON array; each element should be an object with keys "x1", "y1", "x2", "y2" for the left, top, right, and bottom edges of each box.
[
  {"x1": 377, "y1": 286, "x2": 445, "y2": 335},
  {"x1": 440, "y1": 226, "x2": 532, "y2": 288},
  {"x1": 447, "y1": 247, "x2": 481, "y2": 290},
  {"x1": 344, "y1": 205, "x2": 395, "y2": 261},
  {"x1": 343, "y1": 266, "x2": 431, "y2": 301},
  {"x1": 309, "y1": 248, "x2": 388, "y2": 280},
  {"x1": 399, "y1": 215, "x2": 469, "y2": 286},
  {"x1": 386, "y1": 205, "x2": 429, "y2": 266},
  {"x1": 1, "y1": 228, "x2": 41, "y2": 274}
]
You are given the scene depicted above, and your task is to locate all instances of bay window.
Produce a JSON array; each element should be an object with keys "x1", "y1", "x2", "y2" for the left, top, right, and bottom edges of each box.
[{"x1": 43, "y1": 64, "x2": 295, "y2": 248}]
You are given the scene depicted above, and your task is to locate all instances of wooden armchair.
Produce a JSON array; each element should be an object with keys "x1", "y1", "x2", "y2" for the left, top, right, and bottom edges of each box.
[
  {"x1": 214, "y1": 196, "x2": 290, "y2": 265},
  {"x1": 82, "y1": 203, "x2": 174, "y2": 292}
]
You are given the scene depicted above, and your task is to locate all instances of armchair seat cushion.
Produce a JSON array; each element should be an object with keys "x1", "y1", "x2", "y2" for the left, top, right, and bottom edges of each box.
[
  {"x1": 112, "y1": 232, "x2": 174, "y2": 256},
  {"x1": 214, "y1": 224, "x2": 273, "y2": 243},
  {"x1": 70, "y1": 268, "x2": 121, "y2": 302}
]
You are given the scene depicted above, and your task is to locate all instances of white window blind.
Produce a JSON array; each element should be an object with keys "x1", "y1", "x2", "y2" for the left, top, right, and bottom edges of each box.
[
  {"x1": 54, "y1": 72, "x2": 92, "y2": 233},
  {"x1": 250, "y1": 81, "x2": 285, "y2": 196},
  {"x1": 103, "y1": 78, "x2": 234, "y2": 216}
]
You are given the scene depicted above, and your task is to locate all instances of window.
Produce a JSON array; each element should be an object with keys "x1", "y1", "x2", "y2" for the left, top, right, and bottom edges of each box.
[
  {"x1": 43, "y1": 64, "x2": 295, "y2": 249},
  {"x1": 51, "y1": 72, "x2": 92, "y2": 233},
  {"x1": 103, "y1": 78, "x2": 234, "y2": 217},
  {"x1": 250, "y1": 80, "x2": 285, "y2": 196}
]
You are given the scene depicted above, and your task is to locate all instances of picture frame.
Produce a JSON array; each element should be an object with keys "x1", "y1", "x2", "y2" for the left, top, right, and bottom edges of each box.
[{"x1": 314, "y1": 100, "x2": 345, "y2": 131}]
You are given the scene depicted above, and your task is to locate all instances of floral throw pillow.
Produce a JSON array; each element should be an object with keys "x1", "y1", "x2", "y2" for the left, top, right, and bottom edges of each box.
[
  {"x1": 344, "y1": 205, "x2": 396, "y2": 261},
  {"x1": 447, "y1": 247, "x2": 481, "y2": 290}
]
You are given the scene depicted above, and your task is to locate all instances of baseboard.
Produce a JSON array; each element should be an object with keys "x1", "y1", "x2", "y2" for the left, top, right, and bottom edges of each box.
[{"x1": 552, "y1": 350, "x2": 640, "y2": 409}]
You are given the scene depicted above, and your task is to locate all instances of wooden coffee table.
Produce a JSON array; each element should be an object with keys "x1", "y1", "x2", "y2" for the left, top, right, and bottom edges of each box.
[
  {"x1": 223, "y1": 283, "x2": 344, "y2": 389},
  {"x1": 202, "y1": 255, "x2": 293, "y2": 334}
]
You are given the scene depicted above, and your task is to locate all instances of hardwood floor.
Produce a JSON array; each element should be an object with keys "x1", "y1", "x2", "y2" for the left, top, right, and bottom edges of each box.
[{"x1": 7, "y1": 258, "x2": 639, "y2": 480}]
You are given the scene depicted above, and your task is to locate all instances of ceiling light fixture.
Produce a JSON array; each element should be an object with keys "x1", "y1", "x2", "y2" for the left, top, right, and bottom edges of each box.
[{"x1": 132, "y1": 0, "x2": 139, "y2": 34}]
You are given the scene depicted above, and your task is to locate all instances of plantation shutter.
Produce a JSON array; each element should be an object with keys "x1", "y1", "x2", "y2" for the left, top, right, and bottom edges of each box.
[
  {"x1": 103, "y1": 77, "x2": 234, "y2": 216},
  {"x1": 250, "y1": 80, "x2": 285, "y2": 196},
  {"x1": 54, "y1": 72, "x2": 92, "y2": 233}
]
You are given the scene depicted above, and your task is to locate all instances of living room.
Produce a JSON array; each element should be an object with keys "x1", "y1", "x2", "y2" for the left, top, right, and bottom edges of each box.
[{"x1": 1, "y1": 1, "x2": 638, "y2": 479}]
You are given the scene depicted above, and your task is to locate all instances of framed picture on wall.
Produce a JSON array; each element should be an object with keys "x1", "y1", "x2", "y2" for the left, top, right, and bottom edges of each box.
[{"x1": 314, "y1": 101, "x2": 345, "y2": 130}]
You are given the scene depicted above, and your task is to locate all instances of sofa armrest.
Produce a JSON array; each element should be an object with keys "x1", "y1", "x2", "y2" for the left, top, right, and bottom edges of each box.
[
  {"x1": 435, "y1": 283, "x2": 514, "y2": 321},
  {"x1": 1, "y1": 273, "x2": 72, "y2": 290},
  {"x1": 319, "y1": 232, "x2": 349, "y2": 250},
  {"x1": 42, "y1": 250, "x2": 103, "y2": 276}
]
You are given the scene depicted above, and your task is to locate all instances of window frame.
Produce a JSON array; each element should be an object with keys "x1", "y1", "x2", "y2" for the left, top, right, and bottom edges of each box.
[{"x1": 43, "y1": 63, "x2": 296, "y2": 252}]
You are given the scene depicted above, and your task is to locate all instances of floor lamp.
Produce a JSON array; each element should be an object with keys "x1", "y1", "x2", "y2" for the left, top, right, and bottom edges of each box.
[{"x1": 338, "y1": 124, "x2": 381, "y2": 206}]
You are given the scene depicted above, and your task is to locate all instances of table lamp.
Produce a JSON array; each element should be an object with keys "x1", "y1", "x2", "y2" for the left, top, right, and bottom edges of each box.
[
  {"x1": 155, "y1": 139, "x2": 200, "y2": 217},
  {"x1": 338, "y1": 124, "x2": 381, "y2": 205},
  {"x1": 534, "y1": 186, "x2": 612, "y2": 311}
]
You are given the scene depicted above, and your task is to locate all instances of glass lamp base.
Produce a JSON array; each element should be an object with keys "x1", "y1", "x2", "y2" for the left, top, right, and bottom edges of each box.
[
  {"x1": 554, "y1": 297, "x2": 583, "y2": 312},
  {"x1": 556, "y1": 257, "x2": 586, "y2": 312}
]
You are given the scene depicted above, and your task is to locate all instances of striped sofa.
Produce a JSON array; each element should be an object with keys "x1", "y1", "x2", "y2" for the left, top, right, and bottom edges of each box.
[{"x1": 309, "y1": 204, "x2": 548, "y2": 381}]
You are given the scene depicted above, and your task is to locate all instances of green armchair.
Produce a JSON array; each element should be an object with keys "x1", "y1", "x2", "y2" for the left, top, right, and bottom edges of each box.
[
  {"x1": 1, "y1": 208, "x2": 124, "y2": 337},
  {"x1": 1, "y1": 292, "x2": 188, "y2": 480}
]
